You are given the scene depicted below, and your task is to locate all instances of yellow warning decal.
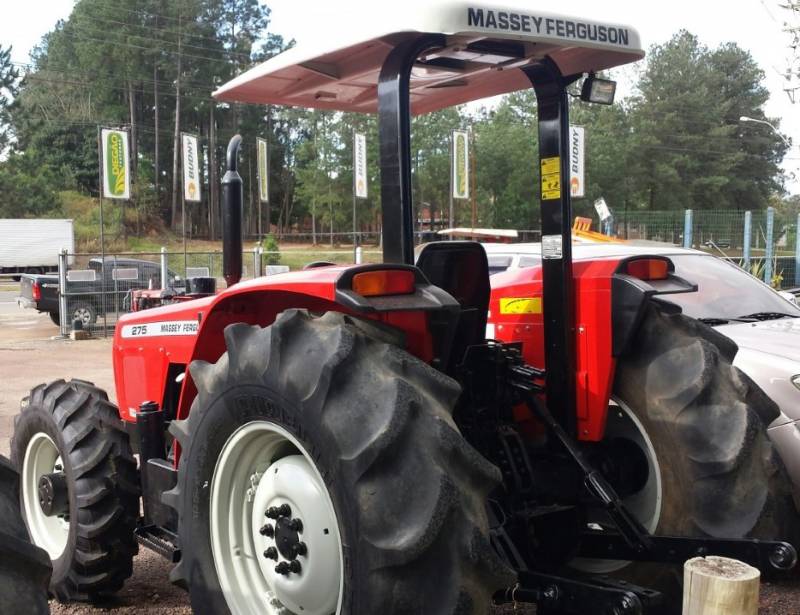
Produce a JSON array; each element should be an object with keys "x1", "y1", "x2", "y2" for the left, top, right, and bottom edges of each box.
[
  {"x1": 499, "y1": 297, "x2": 542, "y2": 315},
  {"x1": 541, "y1": 156, "x2": 561, "y2": 200}
]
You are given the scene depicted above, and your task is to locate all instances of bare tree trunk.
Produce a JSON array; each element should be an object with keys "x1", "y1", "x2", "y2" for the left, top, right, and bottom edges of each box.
[
  {"x1": 265, "y1": 107, "x2": 272, "y2": 235},
  {"x1": 209, "y1": 105, "x2": 217, "y2": 240},
  {"x1": 128, "y1": 80, "x2": 138, "y2": 176},
  {"x1": 170, "y1": 19, "x2": 182, "y2": 230},
  {"x1": 154, "y1": 63, "x2": 160, "y2": 215},
  {"x1": 248, "y1": 153, "x2": 254, "y2": 236},
  {"x1": 126, "y1": 79, "x2": 139, "y2": 239}
]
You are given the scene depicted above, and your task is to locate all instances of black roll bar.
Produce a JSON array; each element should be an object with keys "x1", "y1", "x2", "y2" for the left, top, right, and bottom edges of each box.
[
  {"x1": 523, "y1": 60, "x2": 582, "y2": 438},
  {"x1": 377, "y1": 34, "x2": 446, "y2": 265},
  {"x1": 376, "y1": 40, "x2": 579, "y2": 436}
]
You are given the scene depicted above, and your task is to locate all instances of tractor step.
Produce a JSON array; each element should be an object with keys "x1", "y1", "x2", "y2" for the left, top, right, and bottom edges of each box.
[
  {"x1": 579, "y1": 530, "x2": 797, "y2": 577},
  {"x1": 135, "y1": 525, "x2": 181, "y2": 562},
  {"x1": 495, "y1": 569, "x2": 662, "y2": 614}
]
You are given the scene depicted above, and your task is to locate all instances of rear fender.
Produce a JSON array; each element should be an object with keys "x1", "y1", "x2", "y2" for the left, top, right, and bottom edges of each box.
[
  {"x1": 174, "y1": 264, "x2": 457, "y2": 424},
  {"x1": 489, "y1": 256, "x2": 696, "y2": 442}
]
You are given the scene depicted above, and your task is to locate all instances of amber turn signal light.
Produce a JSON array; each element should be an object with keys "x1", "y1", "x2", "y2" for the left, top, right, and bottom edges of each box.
[
  {"x1": 625, "y1": 258, "x2": 669, "y2": 281},
  {"x1": 351, "y1": 270, "x2": 416, "y2": 297}
]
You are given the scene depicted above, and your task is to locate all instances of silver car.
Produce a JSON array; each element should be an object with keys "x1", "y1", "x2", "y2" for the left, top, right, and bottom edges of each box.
[{"x1": 484, "y1": 242, "x2": 800, "y2": 504}]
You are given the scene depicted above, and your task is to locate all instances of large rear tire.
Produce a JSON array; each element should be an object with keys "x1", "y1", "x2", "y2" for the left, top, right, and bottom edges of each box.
[
  {"x1": 576, "y1": 303, "x2": 797, "y2": 608},
  {"x1": 11, "y1": 380, "x2": 139, "y2": 602},
  {"x1": 0, "y1": 455, "x2": 51, "y2": 614},
  {"x1": 166, "y1": 309, "x2": 514, "y2": 614}
]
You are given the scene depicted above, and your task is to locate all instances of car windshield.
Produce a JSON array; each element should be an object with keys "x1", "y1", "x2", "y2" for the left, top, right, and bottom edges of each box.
[
  {"x1": 664, "y1": 254, "x2": 800, "y2": 321},
  {"x1": 488, "y1": 256, "x2": 512, "y2": 276}
]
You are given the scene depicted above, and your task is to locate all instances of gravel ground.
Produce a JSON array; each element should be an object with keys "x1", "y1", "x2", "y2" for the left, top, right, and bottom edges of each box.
[{"x1": 1, "y1": 293, "x2": 799, "y2": 613}]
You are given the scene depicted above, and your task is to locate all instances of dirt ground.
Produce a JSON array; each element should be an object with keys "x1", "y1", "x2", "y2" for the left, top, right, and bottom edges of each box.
[{"x1": 1, "y1": 291, "x2": 798, "y2": 614}]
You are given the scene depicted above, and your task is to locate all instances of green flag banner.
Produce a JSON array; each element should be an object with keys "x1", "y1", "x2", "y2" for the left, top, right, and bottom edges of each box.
[
  {"x1": 258, "y1": 138, "x2": 269, "y2": 203},
  {"x1": 452, "y1": 130, "x2": 469, "y2": 200},
  {"x1": 101, "y1": 128, "x2": 130, "y2": 200}
]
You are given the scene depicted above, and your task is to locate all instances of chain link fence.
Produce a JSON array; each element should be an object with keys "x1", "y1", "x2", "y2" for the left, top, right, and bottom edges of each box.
[
  {"x1": 54, "y1": 208, "x2": 800, "y2": 336},
  {"x1": 607, "y1": 208, "x2": 800, "y2": 290},
  {"x1": 56, "y1": 247, "x2": 383, "y2": 336}
]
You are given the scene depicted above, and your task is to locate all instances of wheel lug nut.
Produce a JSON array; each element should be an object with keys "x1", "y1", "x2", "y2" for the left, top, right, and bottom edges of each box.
[
  {"x1": 288, "y1": 518, "x2": 303, "y2": 532},
  {"x1": 278, "y1": 503, "x2": 292, "y2": 518},
  {"x1": 260, "y1": 524, "x2": 275, "y2": 537},
  {"x1": 293, "y1": 542, "x2": 307, "y2": 557},
  {"x1": 265, "y1": 506, "x2": 281, "y2": 519},
  {"x1": 288, "y1": 560, "x2": 301, "y2": 574},
  {"x1": 275, "y1": 561, "x2": 291, "y2": 575},
  {"x1": 263, "y1": 547, "x2": 278, "y2": 560}
]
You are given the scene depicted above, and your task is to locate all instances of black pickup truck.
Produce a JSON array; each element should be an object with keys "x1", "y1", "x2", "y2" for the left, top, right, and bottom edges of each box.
[{"x1": 17, "y1": 257, "x2": 181, "y2": 327}]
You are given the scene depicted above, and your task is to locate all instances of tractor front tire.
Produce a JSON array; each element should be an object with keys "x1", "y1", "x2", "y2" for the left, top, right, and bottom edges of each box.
[
  {"x1": 166, "y1": 309, "x2": 514, "y2": 615},
  {"x1": 579, "y1": 302, "x2": 797, "y2": 608},
  {"x1": 0, "y1": 455, "x2": 51, "y2": 614},
  {"x1": 11, "y1": 380, "x2": 139, "y2": 602}
]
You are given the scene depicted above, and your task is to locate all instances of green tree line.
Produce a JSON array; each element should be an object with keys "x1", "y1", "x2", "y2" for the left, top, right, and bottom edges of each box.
[{"x1": 0, "y1": 2, "x2": 791, "y2": 242}]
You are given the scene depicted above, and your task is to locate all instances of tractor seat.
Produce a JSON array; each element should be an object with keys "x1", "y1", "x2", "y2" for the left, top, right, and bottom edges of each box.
[{"x1": 416, "y1": 241, "x2": 490, "y2": 374}]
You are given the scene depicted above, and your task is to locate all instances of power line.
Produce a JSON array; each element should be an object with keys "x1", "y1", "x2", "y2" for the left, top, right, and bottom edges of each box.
[
  {"x1": 11, "y1": 61, "x2": 225, "y2": 94},
  {"x1": 49, "y1": 28, "x2": 248, "y2": 66},
  {"x1": 68, "y1": 16, "x2": 254, "y2": 61}
]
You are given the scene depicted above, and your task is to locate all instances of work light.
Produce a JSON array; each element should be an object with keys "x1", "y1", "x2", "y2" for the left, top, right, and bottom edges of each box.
[{"x1": 581, "y1": 74, "x2": 617, "y2": 105}]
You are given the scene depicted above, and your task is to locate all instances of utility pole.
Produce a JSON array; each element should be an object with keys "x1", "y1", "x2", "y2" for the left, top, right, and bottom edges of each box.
[
  {"x1": 170, "y1": 9, "x2": 182, "y2": 230},
  {"x1": 470, "y1": 128, "x2": 477, "y2": 229},
  {"x1": 209, "y1": 106, "x2": 217, "y2": 240},
  {"x1": 778, "y1": 1, "x2": 800, "y2": 102}
]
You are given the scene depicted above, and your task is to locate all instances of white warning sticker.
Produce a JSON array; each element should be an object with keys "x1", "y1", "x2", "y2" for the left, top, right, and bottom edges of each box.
[
  {"x1": 542, "y1": 235, "x2": 563, "y2": 260},
  {"x1": 121, "y1": 320, "x2": 199, "y2": 338}
]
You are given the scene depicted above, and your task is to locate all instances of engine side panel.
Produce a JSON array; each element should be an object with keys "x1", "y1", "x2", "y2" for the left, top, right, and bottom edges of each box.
[
  {"x1": 489, "y1": 258, "x2": 621, "y2": 441},
  {"x1": 113, "y1": 266, "x2": 438, "y2": 425}
]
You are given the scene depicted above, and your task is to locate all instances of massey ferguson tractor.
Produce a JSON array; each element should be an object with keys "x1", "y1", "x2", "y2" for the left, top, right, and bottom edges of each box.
[{"x1": 8, "y1": 3, "x2": 799, "y2": 614}]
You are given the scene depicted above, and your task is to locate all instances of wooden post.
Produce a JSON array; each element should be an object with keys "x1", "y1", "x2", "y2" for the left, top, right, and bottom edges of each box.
[{"x1": 683, "y1": 556, "x2": 759, "y2": 615}]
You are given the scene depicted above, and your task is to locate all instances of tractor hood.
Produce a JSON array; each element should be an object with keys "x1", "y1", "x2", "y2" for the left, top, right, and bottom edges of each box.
[
  {"x1": 213, "y1": 1, "x2": 644, "y2": 114},
  {"x1": 716, "y1": 318, "x2": 800, "y2": 364},
  {"x1": 716, "y1": 318, "x2": 800, "y2": 424}
]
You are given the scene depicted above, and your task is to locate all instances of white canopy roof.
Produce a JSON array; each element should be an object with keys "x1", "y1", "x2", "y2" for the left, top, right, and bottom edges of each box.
[{"x1": 213, "y1": 2, "x2": 644, "y2": 115}]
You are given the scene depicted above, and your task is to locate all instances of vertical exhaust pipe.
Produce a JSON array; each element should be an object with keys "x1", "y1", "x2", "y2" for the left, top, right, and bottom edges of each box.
[{"x1": 222, "y1": 135, "x2": 243, "y2": 287}]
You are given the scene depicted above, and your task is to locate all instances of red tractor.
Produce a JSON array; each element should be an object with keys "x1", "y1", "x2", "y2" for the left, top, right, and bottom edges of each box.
[{"x1": 9, "y1": 4, "x2": 797, "y2": 614}]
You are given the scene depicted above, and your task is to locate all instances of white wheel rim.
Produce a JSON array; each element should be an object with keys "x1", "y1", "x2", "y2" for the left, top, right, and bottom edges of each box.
[
  {"x1": 22, "y1": 432, "x2": 70, "y2": 560},
  {"x1": 73, "y1": 307, "x2": 92, "y2": 324},
  {"x1": 571, "y1": 398, "x2": 662, "y2": 574},
  {"x1": 210, "y1": 421, "x2": 343, "y2": 615}
]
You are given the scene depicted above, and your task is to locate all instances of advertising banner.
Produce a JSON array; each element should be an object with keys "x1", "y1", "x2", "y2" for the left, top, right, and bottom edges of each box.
[
  {"x1": 101, "y1": 128, "x2": 130, "y2": 200},
  {"x1": 594, "y1": 197, "x2": 611, "y2": 221},
  {"x1": 182, "y1": 133, "x2": 202, "y2": 202},
  {"x1": 354, "y1": 133, "x2": 368, "y2": 199},
  {"x1": 257, "y1": 137, "x2": 269, "y2": 202},
  {"x1": 570, "y1": 125, "x2": 585, "y2": 198},
  {"x1": 452, "y1": 130, "x2": 470, "y2": 200}
]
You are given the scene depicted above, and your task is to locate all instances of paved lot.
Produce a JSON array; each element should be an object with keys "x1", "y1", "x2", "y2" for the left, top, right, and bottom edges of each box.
[{"x1": 1, "y1": 290, "x2": 798, "y2": 613}]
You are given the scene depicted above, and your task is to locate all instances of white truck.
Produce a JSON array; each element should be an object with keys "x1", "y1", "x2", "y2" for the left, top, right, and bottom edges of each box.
[{"x1": 0, "y1": 219, "x2": 74, "y2": 279}]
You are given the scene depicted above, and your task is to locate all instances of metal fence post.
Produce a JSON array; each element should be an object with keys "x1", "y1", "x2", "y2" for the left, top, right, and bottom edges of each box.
[
  {"x1": 683, "y1": 209, "x2": 693, "y2": 249},
  {"x1": 795, "y1": 213, "x2": 800, "y2": 287},
  {"x1": 58, "y1": 249, "x2": 68, "y2": 337},
  {"x1": 743, "y1": 211, "x2": 752, "y2": 272},
  {"x1": 160, "y1": 247, "x2": 168, "y2": 290},
  {"x1": 355, "y1": 246, "x2": 363, "y2": 264},
  {"x1": 253, "y1": 247, "x2": 261, "y2": 278},
  {"x1": 764, "y1": 206, "x2": 775, "y2": 285}
]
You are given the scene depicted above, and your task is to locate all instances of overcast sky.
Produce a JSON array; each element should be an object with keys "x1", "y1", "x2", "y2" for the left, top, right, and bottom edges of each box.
[{"x1": 3, "y1": 0, "x2": 799, "y2": 193}]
